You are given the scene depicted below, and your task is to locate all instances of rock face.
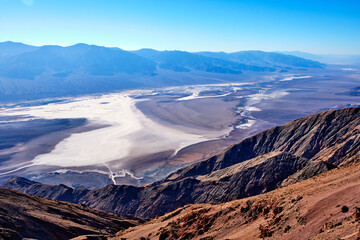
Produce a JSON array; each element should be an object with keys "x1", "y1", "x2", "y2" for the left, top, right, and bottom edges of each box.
[
  {"x1": 4, "y1": 108, "x2": 360, "y2": 219},
  {"x1": 0, "y1": 187, "x2": 140, "y2": 240}
]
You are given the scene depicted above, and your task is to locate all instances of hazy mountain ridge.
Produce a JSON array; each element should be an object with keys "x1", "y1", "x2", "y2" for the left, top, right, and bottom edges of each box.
[
  {"x1": 0, "y1": 41, "x2": 37, "y2": 58},
  {"x1": 281, "y1": 50, "x2": 360, "y2": 65},
  {"x1": 0, "y1": 43, "x2": 157, "y2": 79},
  {"x1": 196, "y1": 50, "x2": 325, "y2": 68},
  {"x1": 133, "y1": 49, "x2": 277, "y2": 73},
  {"x1": 5, "y1": 108, "x2": 360, "y2": 219},
  {"x1": 0, "y1": 41, "x2": 325, "y2": 101},
  {"x1": 0, "y1": 42, "x2": 323, "y2": 80}
]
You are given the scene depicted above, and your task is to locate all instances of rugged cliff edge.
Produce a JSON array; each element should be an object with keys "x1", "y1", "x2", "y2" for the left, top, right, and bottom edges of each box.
[{"x1": 4, "y1": 108, "x2": 360, "y2": 218}]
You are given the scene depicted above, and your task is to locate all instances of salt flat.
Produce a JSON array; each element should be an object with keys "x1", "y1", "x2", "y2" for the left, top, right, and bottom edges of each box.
[
  {"x1": 0, "y1": 83, "x2": 259, "y2": 185},
  {"x1": 0, "y1": 92, "x2": 213, "y2": 182}
]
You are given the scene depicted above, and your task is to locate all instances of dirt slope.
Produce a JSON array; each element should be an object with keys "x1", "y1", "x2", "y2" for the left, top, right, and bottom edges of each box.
[{"x1": 115, "y1": 160, "x2": 360, "y2": 240}]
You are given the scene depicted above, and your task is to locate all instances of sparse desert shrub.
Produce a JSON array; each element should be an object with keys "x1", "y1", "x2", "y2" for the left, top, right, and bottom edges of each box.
[
  {"x1": 296, "y1": 216, "x2": 306, "y2": 225},
  {"x1": 262, "y1": 206, "x2": 270, "y2": 215},
  {"x1": 273, "y1": 206, "x2": 283, "y2": 215},
  {"x1": 159, "y1": 229, "x2": 170, "y2": 240},
  {"x1": 259, "y1": 224, "x2": 272, "y2": 238},
  {"x1": 273, "y1": 216, "x2": 282, "y2": 224},
  {"x1": 319, "y1": 221, "x2": 342, "y2": 233},
  {"x1": 341, "y1": 205, "x2": 349, "y2": 213},
  {"x1": 240, "y1": 206, "x2": 250, "y2": 213},
  {"x1": 199, "y1": 237, "x2": 214, "y2": 240},
  {"x1": 354, "y1": 207, "x2": 360, "y2": 221},
  {"x1": 284, "y1": 225, "x2": 291, "y2": 233}
]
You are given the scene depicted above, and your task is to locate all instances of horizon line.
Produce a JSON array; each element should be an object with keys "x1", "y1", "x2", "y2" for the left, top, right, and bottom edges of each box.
[{"x1": 2, "y1": 40, "x2": 359, "y2": 56}]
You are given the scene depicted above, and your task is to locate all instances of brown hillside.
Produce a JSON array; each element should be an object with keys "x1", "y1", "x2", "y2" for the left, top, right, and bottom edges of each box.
[
  {"x1": 0, "y1": 187, "x2": 140, "y2": 240},
  {"x1": 115, "y1": 160, "x2": 360, "y2": 240}
]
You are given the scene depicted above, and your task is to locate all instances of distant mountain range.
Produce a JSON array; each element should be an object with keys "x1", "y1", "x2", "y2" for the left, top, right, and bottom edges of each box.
[
  {"x1": 281, "y1": 51, "x2": 360, "y2": 65},
  {"x1": 0, "y1": 41, "x2": 325, "y2": 101},
  {"x1": 133, "y1": 49, "x2": 279, "y2": 73},
  {"x1": 5, "y1": 108, "x2": 360, "y2": 219},
  {"x1": 0, "y1": 42, "x2": 156, "y2": 80},
  {"x1": 196, "y1": 50, "x2": 325, "y2": 68}
]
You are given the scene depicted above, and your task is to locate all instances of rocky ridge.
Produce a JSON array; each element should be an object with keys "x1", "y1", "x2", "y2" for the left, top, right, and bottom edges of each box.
[{"x1": 0, "y1": 187, "x2": 140, "y2": 240}]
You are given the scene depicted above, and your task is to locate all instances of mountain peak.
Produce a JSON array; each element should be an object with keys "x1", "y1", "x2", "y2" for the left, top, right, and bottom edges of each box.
[{"x1": 5, "y1": 176, "x2": 37, "y2": 188}]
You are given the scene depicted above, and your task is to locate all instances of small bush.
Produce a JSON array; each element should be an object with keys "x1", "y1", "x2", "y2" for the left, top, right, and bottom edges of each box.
[{"x1": 341, "y1": 205, "x2": 349, "y2": 213}]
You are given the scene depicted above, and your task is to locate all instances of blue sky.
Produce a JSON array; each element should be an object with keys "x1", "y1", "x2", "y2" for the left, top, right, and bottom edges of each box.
[{"x1": 0, "y1": 0, "x2": 359, "y2": 54}]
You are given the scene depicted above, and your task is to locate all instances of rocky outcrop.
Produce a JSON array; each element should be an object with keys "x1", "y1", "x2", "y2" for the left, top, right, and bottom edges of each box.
[
  {"x1": 4, "y1": 108, "x2": 360, "y2": 219},
  {"x1": 4, "y1": 153, "x2": 332, "y2": 219}
]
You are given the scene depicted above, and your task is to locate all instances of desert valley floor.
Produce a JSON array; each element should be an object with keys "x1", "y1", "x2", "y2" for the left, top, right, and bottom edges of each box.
[{"x1": 0, "y1": 66, "x2": 359, "y2": 188}]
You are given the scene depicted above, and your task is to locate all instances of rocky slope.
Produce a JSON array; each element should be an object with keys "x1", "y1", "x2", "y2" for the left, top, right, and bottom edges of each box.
[
  {"x1": 4, "y1": 108, "x2": 360, "y2": 219},
  {"x1": 0, "y1": 187, "x2": 140, "y2": 240},
  {"x1": 114, "y1": 158, "x2": 360, "y2": 240}
]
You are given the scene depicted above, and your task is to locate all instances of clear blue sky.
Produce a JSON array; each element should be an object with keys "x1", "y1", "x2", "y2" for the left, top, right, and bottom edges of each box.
[{"x1": 0, "y1": 0, "x2": 359, "y2": 54}]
